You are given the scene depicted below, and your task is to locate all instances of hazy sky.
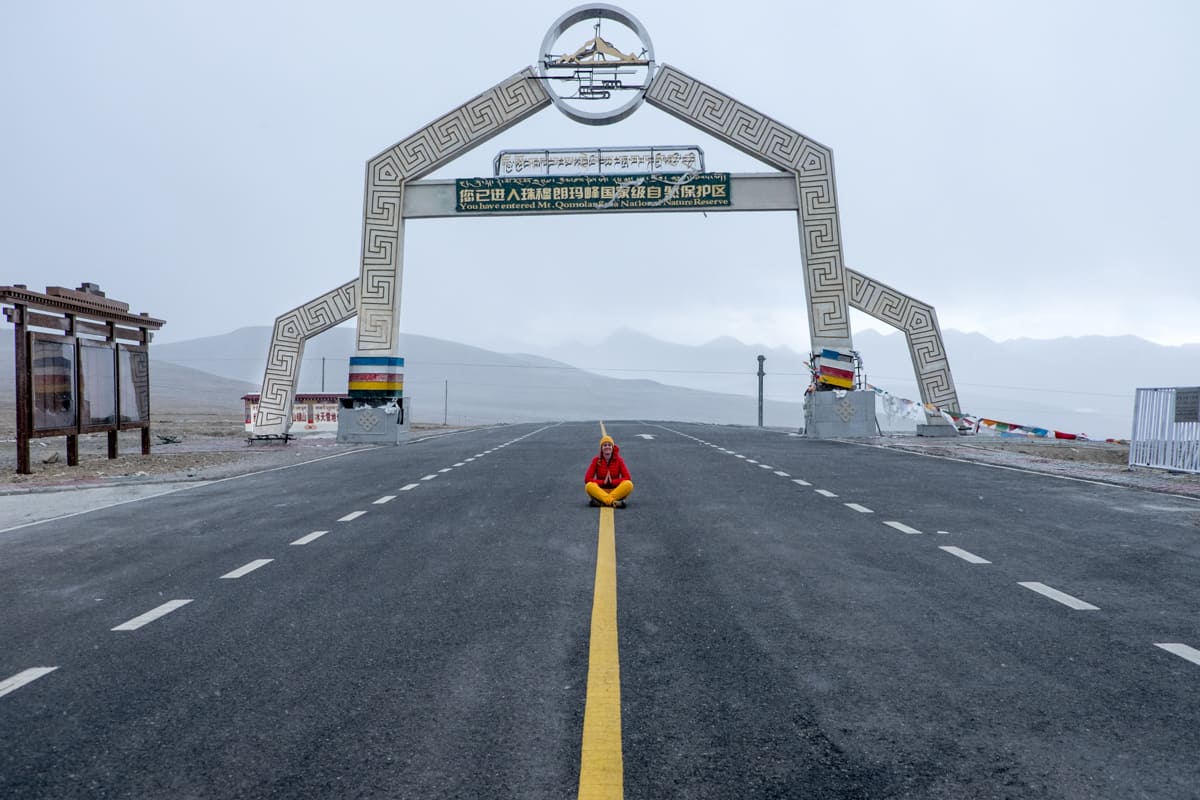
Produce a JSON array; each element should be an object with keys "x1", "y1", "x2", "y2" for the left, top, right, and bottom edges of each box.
[{"x1": 3, "y1": 1, "x2": 1197, "y2": 354}]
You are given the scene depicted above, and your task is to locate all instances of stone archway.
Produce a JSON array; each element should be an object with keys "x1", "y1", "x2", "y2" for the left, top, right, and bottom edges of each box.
[{"x1": 254, "y1": 34, "x2": 959, "y2": 436}]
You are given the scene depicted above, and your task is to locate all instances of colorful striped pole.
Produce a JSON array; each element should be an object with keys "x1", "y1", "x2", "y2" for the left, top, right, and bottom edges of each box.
[
  {"x1": 348, "y1": 356, "x2": 404, "y2": 399},
  {"x1": 815, "y1": 348, "x2": 856, "y2": 389}
]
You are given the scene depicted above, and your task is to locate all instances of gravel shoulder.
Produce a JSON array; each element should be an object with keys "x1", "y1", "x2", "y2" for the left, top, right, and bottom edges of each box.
[
  {"x1": 862, "y1": 435, "x2": 1200, "y2": 500},
  {"x1": 1, "y1": 413, "x2": 348, "y2": 493},
  {"x1": 2, "y1": 411, "x2": 487, "y2": 491},
  {"x1": 0, "y1": 412, "x2": 472, "y2": 530}
]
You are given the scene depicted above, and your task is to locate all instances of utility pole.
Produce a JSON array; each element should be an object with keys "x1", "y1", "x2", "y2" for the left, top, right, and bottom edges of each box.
[
  {"x1": 757, "y1": 355, "x2": 766, "y2": 427},
  {"x1": 444, "y1": 379, "x2": 448, "y2": 426},
  {"x1": 321, "y1": 357, "x2": 326, "y2": 392}
]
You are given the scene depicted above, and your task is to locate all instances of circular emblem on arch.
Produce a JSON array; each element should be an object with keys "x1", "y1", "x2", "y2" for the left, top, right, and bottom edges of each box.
[{"x1": 538, "y1": 4, "x2": 655, "y2": 126}]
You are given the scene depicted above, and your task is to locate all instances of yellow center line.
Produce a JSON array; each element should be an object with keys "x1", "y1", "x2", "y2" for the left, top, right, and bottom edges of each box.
[{"x1": 578, "y1": 505, "x2": 623, "y2": 799}]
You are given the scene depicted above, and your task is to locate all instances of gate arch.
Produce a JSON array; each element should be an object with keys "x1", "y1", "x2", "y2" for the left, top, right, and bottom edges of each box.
[{"x1": 254, "y1": 18, "x2": 959, "y2": 437}]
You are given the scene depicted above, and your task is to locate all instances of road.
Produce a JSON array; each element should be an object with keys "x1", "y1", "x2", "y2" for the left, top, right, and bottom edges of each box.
[{"x1": 2, "y1": 421, "x2": 1199, "y2": 798}]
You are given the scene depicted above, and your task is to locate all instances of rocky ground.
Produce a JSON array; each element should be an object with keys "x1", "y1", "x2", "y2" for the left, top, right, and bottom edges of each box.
[{"x1": 926, "y1": 437, "x2": 1131, "y2": 466}]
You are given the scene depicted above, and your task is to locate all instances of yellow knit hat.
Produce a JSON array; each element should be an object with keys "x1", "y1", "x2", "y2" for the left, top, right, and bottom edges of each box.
[{"x1": 599, "y1": 435, "x2": 615, "y2": 447}]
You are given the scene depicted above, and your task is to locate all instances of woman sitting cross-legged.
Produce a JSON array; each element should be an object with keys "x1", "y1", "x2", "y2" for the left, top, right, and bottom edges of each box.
[{"x1": 585, "y1": 434, "x2": 634, "y2": 508}]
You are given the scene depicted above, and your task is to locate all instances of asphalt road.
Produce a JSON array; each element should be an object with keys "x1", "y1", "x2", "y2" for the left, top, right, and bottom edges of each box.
[{"x1": 2, "y1": 421, "x2": 1199, "y2": 799}]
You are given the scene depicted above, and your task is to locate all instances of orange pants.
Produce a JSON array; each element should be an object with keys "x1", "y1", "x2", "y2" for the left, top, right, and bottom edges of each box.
[{"x1": 586, "y1": 480, "x2": 633, "y2": 506}]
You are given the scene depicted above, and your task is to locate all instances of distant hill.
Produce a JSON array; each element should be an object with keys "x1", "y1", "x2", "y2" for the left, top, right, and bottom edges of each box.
[
  {"x1": 140, "y1": 327, "x2": 807, "y2": 428},
  {"x1": 542, "y1": 328, "x2": 812, "y2": 402},
  {"x1": 142, "y1": 361, "x2": 258, "y2": 415}
]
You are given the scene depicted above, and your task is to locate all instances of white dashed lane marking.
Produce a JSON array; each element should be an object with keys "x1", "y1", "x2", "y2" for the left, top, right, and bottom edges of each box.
[
  {"x1": 815, "y1": 489, "x2": 838, "y2": 498},
  {"x1": 112, "y1": 599, "x2": 193, "y2": 631},
  {"x1": 758, "y1": 464, "x2": 773, "y2": 470},
  {"x1": 1018, "y1": 582, "x2": 1099, "y2": 611},
  {"x1": 792, "y1": 479, "x2": 812, "y2": 487},
  {"x1": 373, "y1": 495, "x2": 396, "y2": 505},
  {"x1": 884, "y1": 521, "x2": 923, "y2": 535},
  {"x1": 420, "y1": 474, "x2": 438, "y2": 481},
  {"x1": 844, "y1": 503, "x2": 873, "y2": 513},
  {"x1": 291, "y1": 530, "x2": 328, "y2": 546},
  {"x1": 221, "y1": 559, "x2": 274, "y2": 579},
  {"x1": 0, "y1": 667, "x2": 58, "y2": 700},
  {"x1": 939, "y1": 546, "x2": 991, "y2": 564},
  {"x1": 400, "y1": 483, "x2": 420, "y2": 491},
  {"x1": 338, "y1": 511, "x2": 367, "y2": 522},
  {"x1": 1155, "y1": 643, "x2": 1200, "y2": 667},
  {"x1": 773, "y1": 470, "x2": 790, "y2": 477}
]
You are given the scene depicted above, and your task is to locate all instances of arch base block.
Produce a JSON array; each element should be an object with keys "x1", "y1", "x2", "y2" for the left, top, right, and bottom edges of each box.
[
  {"x1": 917, "y1": 421, "x2": 960, "y2": 438},
  {"x1": 335, "y1": 397, "x2": 412, "y2": 445},
  {"x1": 803, "y1": 391, "x2": 878, "y2": 438}
]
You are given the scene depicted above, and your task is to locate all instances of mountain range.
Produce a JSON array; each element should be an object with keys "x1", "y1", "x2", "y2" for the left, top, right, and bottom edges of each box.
[
  {"x1": 5, "y1": 326, "x2": 1199, "y2": 439},
  {"x1": 145, "y1": 327, "x2": 806, "y2": 427}
]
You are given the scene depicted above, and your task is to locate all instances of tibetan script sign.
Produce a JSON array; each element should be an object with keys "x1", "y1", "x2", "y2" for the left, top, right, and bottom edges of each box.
[
  {"x1": 455, "y1": 173, "x2": 731, "y2": 213},
  {"x1": 494, "y1": 147, "x2": 704, "y2": 177}
]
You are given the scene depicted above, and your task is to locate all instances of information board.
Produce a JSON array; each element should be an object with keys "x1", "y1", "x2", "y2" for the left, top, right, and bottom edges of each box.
[
  {"x1": 456, "y1": 172, "x2": 731, "y2": 213},
  {"x1": 31, "y1": 335, "x2": 76, "y2": 432},
  {"x1": 1174, "y1": 387, "x2": 1200, "y2": 423}
]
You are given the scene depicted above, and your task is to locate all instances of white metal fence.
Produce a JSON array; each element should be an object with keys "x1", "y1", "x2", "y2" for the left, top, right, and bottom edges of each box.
[{"x1": 1129, "y1": 387, "x2": 1200, "y2": 473}]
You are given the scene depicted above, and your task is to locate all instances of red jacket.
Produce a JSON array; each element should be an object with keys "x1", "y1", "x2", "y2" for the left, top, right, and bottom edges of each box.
[{"x1": 585, "y1": 443, "x2": 631, "y2": 488}]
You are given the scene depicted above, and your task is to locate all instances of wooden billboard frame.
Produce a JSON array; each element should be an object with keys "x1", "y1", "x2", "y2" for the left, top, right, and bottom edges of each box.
[{"x1": 2, "y1": 283, "x2": 164, "y2": 475}]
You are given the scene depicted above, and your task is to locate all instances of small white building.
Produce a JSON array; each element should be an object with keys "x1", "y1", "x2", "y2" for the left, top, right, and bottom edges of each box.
[{"x1": 242, "y1": 393, "x2": 343, "y2": 434}]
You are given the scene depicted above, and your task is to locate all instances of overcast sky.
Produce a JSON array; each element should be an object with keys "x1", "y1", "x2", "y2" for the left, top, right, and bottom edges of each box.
[{"x1": 3, "y1": 1, "x2": 1197, "y2": 355}]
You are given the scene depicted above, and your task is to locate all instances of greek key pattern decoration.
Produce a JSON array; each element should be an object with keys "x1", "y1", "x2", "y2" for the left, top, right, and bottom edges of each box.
[
  {"x1": 847, "y1": 268, "x2": 961, "y2": 414},
  {"x1": 255, "y1": 279, "x2": 358, "y2": 434},
  {"x1": 645, "y1": 65, "x2": 850, "y2": 345},
  {"x1": 356, "y1": 68, "x2": 551, "y2": 353}
]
